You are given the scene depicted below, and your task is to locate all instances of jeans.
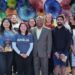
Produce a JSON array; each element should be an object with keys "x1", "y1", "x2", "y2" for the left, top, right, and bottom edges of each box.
[{"x1": 0, "y1": 52, "x2": 6, "y2": 75}]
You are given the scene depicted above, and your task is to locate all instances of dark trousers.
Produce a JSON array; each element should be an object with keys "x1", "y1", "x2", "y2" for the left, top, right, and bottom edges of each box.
[
  {"x1": 12, "y1": 51, "x2": 17, "y2": 73},
  {"x1": 31, "y1": 52, "x2": 35, "y2": 75},
  {"x1": 48, "y1": 58, "x2": 54, "y2": 75},
  {"x1": 5, "y1": 52, "x2": 13, "y2": 75},
  {"x1": 48, "y1": 52, "x2": 54, "y2": 75},
  {"x1": 0, "y1": 52, "x2": 6, "y2": 75},
  {"x1": 15, "y1": 54, "x2": 32, "y2": 75}
]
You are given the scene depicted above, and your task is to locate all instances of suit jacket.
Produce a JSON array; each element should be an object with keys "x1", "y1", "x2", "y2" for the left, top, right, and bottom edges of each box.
[{"x1": 31, "y1": 27, "x2": 52, "y2": 57}]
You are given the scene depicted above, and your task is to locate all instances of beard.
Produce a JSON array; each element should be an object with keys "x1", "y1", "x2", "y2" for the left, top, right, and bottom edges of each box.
[{"x1": 57, "y1": 22, "x2": 63, "y2": 26}]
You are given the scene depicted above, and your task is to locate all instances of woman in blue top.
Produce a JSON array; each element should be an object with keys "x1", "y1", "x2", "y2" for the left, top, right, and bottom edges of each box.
[
  {"x1": 0, "y1": 35, "x2": 6, "y2": 75},
  {"x1": 0, "y1": 18, "x2": 15, "y2": 75},
  {"x1": 12, "y1": 22, "x2": 33, "y2": 75}
]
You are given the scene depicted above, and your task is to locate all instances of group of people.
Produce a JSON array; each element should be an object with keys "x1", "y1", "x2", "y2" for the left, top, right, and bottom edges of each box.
[{"x1": 0, "y1": 13, "x2": 75, "y2": 75}]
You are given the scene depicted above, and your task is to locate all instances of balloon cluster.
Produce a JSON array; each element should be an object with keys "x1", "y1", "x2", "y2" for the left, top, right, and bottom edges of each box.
[
  {"x1": 0, "y1": 0, "x2": 74, "y2": 20},
  {"x1": 0, "y1": 0, "x2": 36, "y2": 21}
]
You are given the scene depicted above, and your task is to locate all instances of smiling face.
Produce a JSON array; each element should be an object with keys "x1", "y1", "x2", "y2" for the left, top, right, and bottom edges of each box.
[
  {"x1": 69, "y1": 16, "x2": 75, "y2": 25},
  {"x1": 36, "y1": 16, "x2": 43, "y2": 28},
  {"x1": 20, "y1": 23, "x2": 27, "y2": 33},
  {"x1": 11, "y1": 15, "x2": 18, "y2": 24},
  {"x1": 3, "y1": 19, "x2": 11, "y2": 30},
  {"x1": 46, "y1": 14, "x2": 52, "y2": 23},
  {"x1": 29, "y1": 18, "x2": 35, "y2": 27},
  {"x1": 57, "y1": 16, "x2": 64, "y2": 26}
]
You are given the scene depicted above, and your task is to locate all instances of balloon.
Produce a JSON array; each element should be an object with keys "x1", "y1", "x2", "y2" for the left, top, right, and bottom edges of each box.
[
  {"x1": 6, "y1": 8, "x2": 17, "y2": 16},
  {"x1": 71, "y1": 4, "x2": 75, "y2": 16},
  {"x1": 17, "y1": 0, "x2": 29, "y2": 8},
  {"x1": 17, "y1": 6, "x2": 36, "y2": 21},
  {"x1": 0, "y1": 0, "x2": 7, "y2": 11},
  {"x1": 37, "y1": 11, "x2": 45, "y2": 16},
  {"x1": 29, "y1": 0, "x2": 43, "y2": 12},
  {"x1": 17, "y1": 0, "x2": 25, "y2": 8},
  {"x1": 61, "y1": 10, "x2": 72, "y2": 20},
  {"x1": 61, "y1": 0, "x2": 71, "y2": 5},
  {"x1": 0, "y1": 11, "x2": 6, "y2": 19},
  {"x1": 44, "y1": 0, "x2": 62, "y2": 18},
  {"x1": 70, "y1": 0, "x2": 75, "y2": 5},
  {"x1": 7, "y1": 0, "x2": 17, "y2": 8},
  {"x1": 60, "y1": 0, "x2": 71, "y2": 10}
]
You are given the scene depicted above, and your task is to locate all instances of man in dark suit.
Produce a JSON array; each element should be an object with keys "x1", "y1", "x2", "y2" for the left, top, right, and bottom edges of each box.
[{"x1": 31, "y1": 16, "x2": 52, "y2": 75}]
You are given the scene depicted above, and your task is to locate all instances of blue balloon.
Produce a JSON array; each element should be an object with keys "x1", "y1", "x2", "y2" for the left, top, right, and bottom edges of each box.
[
  {"x1": 17, "y1": 0, "x2": 25, "y2": 8},
  {"x1": 44, "y1": 0, "x2": 62, "y2": 18},
  {"x1": 0, "y1": 0, "x2": 7, "y2": 11},
  {"x1": 17, "y1": 0, "x2": 30, "y2": 8},
  {"x1": 17, "y1": 6, "x2": 36, "y2": 21}
]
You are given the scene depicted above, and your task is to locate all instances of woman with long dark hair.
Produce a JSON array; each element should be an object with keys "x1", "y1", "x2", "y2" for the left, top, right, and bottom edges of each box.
[
  {"x1": 69, "y1": 15, "x2": 75, "y2": 75},
  {"x1": 12, "y1": 22, "x2": 33, "y2": 75},
  {"x1": 29, "y1": 18, "x2": 36, "y2": 29},
  {"x1": 28, "y1": 18, "x2": 36, "y2": 75},
  {"x1": 0, "y1": 18, "x2": 15, "y2": 75}
]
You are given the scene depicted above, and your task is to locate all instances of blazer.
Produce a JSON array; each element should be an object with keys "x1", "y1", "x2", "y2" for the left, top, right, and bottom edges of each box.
[{"x1": 31, "y1": 27, "x2": 52, "y2": 57}]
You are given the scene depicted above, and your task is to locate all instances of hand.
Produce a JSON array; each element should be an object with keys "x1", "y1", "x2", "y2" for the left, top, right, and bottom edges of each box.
[
  {"x1": 20, "y1": 53, "x2": 24, "y2": 57},
  {"x1": 54, "y1": 52, "x2": 59, "y2": 59},
  {"x1": 60, "y1": 54, "x2": 67, "y2": 63},
  {"x1": 48, "y1": 53, "x2": 51, "y2": 58},
  {"x1": 23, "y1": 54, "x2": 28, "y2": 58},
  {"x1": 20, "y1": 53, "x2": 28, "y2": 58},
  {"x1": 71, "y1": 45, "x2": 75, "y2": 55},
  {"x1": 0, "y1": 46, "x2": 4, "y2": 52},
  {"x1": 72, "y1": 50, "x2": 75, "y2": 56}
]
